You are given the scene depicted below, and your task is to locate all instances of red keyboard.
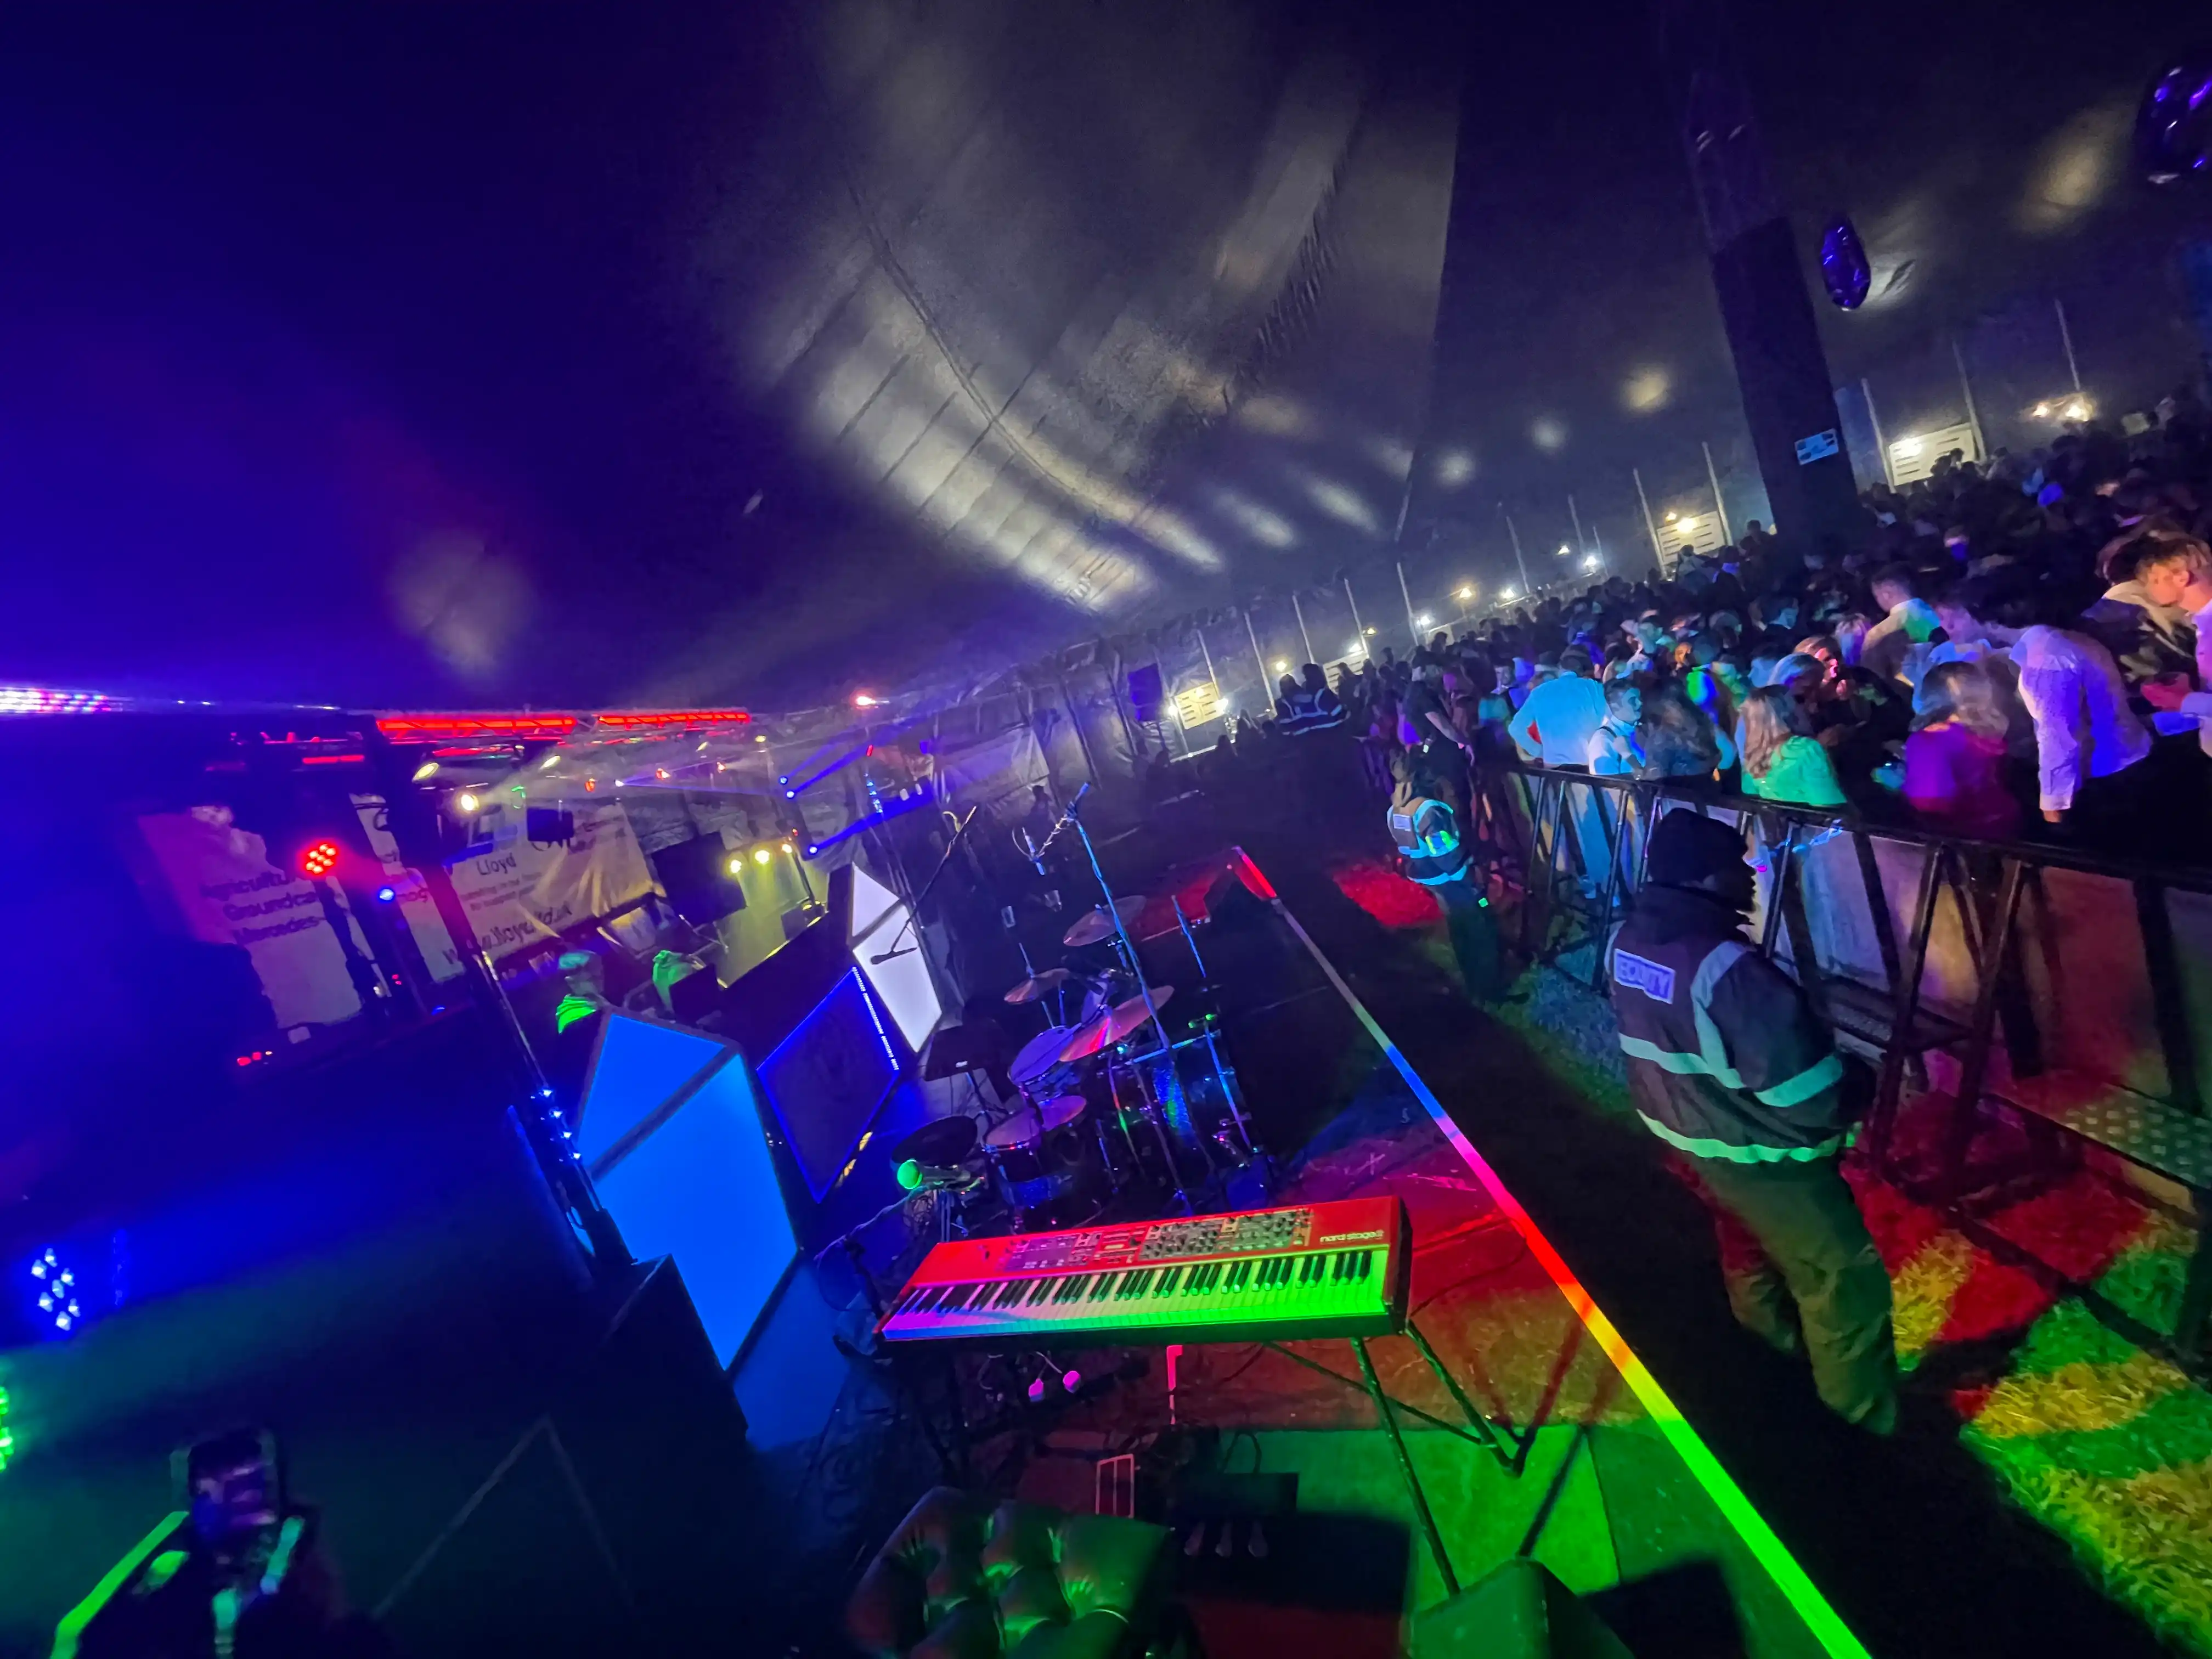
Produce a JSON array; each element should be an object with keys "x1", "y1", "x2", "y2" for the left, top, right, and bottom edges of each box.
[{"x1": 879, "y1": 1197, "x2": 1409, "y2": 1347}]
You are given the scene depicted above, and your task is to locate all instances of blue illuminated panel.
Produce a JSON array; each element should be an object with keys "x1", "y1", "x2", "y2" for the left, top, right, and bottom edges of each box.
[
  {"x1": 575, "y1": 1014, "x2": 730, "y2": 1167},
  {"x1": 758, "y1": 969, "x2": 900, "y2": 1199},
  {"x1": 592, "y1": 1053, "x2": 797, "y2": 1368}
]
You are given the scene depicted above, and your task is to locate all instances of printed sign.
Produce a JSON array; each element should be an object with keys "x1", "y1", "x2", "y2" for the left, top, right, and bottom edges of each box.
[
  {"x1": 136, "y1": 809, "x2": 365, "y2": 1030},
  {"x1": 357, "y1": 798, "x2": 656, "y2": 979},
  {"x1": 1173, "y1": 680, "x2": 1223, "y2": 729},
  {"x1": 1795, "y1": 429, "x2": 1841, "y2": 465}
]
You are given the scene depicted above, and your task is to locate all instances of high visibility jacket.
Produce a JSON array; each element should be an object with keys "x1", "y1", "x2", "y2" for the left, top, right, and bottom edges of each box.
[
  {"x1": 1280, "y1": 687, "x2": 1346, "y2": 733},
  {"x1": 1607, "y1": 885, "x2": 1851, "y2": 1163},
  {"x1": 1387, "y1": 793, "x2": 1469, "y2": 886},
  {"x1": 1300, "y1": 687, "x2": 1347, "y2": 730}
]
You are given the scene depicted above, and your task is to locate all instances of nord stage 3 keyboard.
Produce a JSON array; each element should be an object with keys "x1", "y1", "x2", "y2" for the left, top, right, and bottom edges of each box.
[{"x1": 879, "y1": 1196, "x2": 1410, "y2": 1347}]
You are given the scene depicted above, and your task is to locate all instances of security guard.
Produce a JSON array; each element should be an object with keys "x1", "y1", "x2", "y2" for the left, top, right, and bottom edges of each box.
[
  {"x1": 1607, "y1": 810, "x2": 1898, "y2": 1431},
  {"x1": 1387, "y1": 748, "x2": 1502, "y2": 999}
]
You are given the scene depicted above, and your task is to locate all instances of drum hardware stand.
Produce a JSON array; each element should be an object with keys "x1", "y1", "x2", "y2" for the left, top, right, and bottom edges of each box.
[
  {"x1": 1105, "y1": 1049, "x2": 1195, "y2": 1215},
  {"x1": 1167, "y1": 899, "x2": 1264, "y2": 1170},
  {"x1": 1060, "y1": 788, "x2": 1175, "y2": 1060},
  {"x1": 1260, "y1": 1320, "x2": 1521, "y2": 1599}
]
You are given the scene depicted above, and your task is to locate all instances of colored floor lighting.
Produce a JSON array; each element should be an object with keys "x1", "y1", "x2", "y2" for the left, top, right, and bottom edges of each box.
[{"x1": 1265, "y1": 877, "x2": 1872, "y2": 1659}]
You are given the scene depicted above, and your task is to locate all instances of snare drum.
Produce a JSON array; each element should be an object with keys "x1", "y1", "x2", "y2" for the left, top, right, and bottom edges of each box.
[
  {"x1": 983, "y1": 1097, "x2": 1106, "y2": 1229},
  {"x1": 1008, "y1": 1024, "x2": 1079, "y2": 1101}
]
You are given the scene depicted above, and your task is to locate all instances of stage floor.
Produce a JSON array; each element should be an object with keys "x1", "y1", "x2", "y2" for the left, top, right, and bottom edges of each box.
[{"x1": 922, "y1": 852, "x2": 1865, "y2": 1659}]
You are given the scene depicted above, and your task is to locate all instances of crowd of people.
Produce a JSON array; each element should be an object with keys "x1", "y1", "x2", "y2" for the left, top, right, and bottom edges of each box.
[{"x1": 1301, "y1": 389, "x2": 2212, "y2": 866}]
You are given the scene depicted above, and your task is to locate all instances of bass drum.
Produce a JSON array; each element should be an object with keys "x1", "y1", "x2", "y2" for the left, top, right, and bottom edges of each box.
[{"x1": 983, "y1": 1096, "x2": 1106, "y2": 1231}]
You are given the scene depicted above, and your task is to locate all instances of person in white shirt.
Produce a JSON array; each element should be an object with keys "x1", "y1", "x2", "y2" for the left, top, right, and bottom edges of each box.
[
  {"x1": 1586, "y1": 682, "x2": 1644, "y2": 775},
  {"x1": 1955, "y1": 572, "x2": 2151, "y2": 831},
  {"x1": 1508, "y1": 646, "x2": 1609, "y2": 769}
]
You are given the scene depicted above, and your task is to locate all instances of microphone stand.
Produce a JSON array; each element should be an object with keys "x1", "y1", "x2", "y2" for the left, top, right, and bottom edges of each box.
[
  {"x1": 1062, "y1": 791, "x2": 1192, "y2": 1212},
  {"x1": 869, "y1": 804, "x2": 982, "y2": 964}
]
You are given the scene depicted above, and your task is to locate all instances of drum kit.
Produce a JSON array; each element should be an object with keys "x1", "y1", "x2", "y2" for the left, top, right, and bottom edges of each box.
[{"x1": 886, "y1": 890, "x2": 1265, "y2": 1238}]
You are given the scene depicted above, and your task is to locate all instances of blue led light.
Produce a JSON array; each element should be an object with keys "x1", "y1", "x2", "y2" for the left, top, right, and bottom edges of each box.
[{"x1": 375, "y1": 885, "x2": 397, "y2": 902}]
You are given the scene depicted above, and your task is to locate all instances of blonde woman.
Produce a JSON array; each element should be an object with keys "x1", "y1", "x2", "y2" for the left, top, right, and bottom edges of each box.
[
  {"x1": 1740, "y1": 686, "x2": 1847, "y2": 807},
  {"x1": 1901, "y1": 661, "x2": 2021, "y2": 838}
]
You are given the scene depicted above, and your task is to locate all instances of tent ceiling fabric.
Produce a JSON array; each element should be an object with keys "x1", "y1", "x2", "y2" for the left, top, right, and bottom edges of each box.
[
  {"x1": 654, "y1": 0, "x2": 1459, "y2": 704},
  {"x1": 0, "y1": 5, "x2": 1457, "y2": 712}
]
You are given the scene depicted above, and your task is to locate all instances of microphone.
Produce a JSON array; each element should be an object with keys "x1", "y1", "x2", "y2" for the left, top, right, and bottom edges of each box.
[
  {"x1": 1064, "y1": 781, "x2": 1092, "y2": 816},
  {"x1": 897, "y1": 1159, "x2": 981, "y2": 1192},
  {"x1": 870, "y1": 944, "x2": 919, "y2": 963}
]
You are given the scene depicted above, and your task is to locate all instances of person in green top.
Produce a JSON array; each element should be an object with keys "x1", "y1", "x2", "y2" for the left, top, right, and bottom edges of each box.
[{"x1": 1739, "y1": 686, "x2": 1848, "y2": 807}]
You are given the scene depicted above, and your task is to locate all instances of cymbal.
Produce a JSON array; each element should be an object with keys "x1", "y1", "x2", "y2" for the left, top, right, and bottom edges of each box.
[
  {"x1": 1059, "y1": 985, "x2": 1175, "y2": 1062},
  {"x1": 888, "y1": 1115, "x2": 979, "y2": 1169},
  {"x1": 1062, "y1": 896, "x2": 1147, "y2": 947},
  {"x1": 1002, "y1": 968, "x2": 1073, "y2": 1005}
]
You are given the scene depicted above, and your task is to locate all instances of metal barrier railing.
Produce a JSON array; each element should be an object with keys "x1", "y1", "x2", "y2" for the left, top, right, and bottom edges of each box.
[{"x1": 1474, "y1": 759, "x2": 2212, "y2": 1361}]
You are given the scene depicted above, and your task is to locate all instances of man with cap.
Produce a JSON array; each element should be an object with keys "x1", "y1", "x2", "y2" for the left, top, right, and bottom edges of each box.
[{"x1": 1607, "y1": 810, "x2": 1897, "y2": 1431}]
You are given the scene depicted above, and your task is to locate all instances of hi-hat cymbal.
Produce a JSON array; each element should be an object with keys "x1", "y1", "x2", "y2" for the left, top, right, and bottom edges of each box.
[
  {"x1": 1059, "y1": 985, "x2": 1175, "y2": 1062},
  {"x1": 888, "y1": 1115, "x2": 979, "y2": 1169},
  {"x1": 1002, "y1": 968, "x2": 1073, "y2": 1005},
  {"x1": 1062, "y1": 896, "x2": 1146, "y2": 947}
]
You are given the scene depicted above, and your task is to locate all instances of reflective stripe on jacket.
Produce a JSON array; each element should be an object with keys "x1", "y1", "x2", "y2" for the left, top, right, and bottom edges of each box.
[
  {"x1": 1387, "y1": 795, "x2": 1469, "y2": 886},
  {"x1": 1607, "y1": 885, "x2": 1850, "y2": 1162}
]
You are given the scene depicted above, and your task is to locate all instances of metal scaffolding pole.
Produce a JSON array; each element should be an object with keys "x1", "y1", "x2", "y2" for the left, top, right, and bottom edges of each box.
[
  {"x1": 1243, "y1": 608, "x2": 1273, "y2": 692},
  {"x1": 1952, "y1": 336, "x2": 1988, "y2": 461},
  {"x1": 1290, "y1": 591, "x2": 1317, "y2": 666},
  {"x1": 1503, "y1": 512, "x2": 1532, "y2": 599},
  {"x1": 1633, "y1": 467, "x2": 1665, "y2": 572},
  {"x1": 1396, "y1": 561, "x2": 1420, "y2": 645},
  {"x1": 1702, "y1": 440, "x2": 1731, "y2": 541},
  {"x1": 1343, "y1": 577, "x2": 1369, "y2": 657},
  {"x1": 1861, "y1": 377, "x2": 1889, "y2": 488}
]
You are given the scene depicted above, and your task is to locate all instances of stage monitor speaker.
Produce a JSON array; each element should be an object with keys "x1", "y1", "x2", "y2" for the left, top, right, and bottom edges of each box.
[
  {"x1": 652, "y1": 834, "x2": 747, "y2": 926},
  {"x1": 1127, "y1": 662, "x2": 1166, "y2": 723}
]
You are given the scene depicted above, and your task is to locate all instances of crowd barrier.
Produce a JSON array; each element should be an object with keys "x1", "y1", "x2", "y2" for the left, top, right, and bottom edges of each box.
[{"x1": 1479, "y1": 760, "x2": 2212, "y2": 1363}]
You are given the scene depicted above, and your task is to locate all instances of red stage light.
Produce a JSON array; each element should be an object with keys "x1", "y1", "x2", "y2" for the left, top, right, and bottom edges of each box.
[
  {"x1": 376, "y1": 714, "x2": 579, "y2": 742},
  {"x1": 593, "y1": 709, "x2": 753, "y2": 730},
  {"x1": 296, "y1": 839, "x2": 343, "y2": 880}
]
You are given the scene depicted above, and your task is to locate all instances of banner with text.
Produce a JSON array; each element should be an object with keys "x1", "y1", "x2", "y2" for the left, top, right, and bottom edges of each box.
[{"x1": 356, "y1": 798, "x2": 658, "y2": 979}]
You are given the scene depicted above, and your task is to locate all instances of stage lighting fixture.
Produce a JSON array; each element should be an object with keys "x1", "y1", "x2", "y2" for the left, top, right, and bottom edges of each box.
[
  {"x1": 538, "y1": 753, "x2": 561, "y2": 770},
  {"x1": 1455, "y1": 585, "x2": 1474, "y2": 600},
  {"x1": 1271, "y1": 659, "x2": 1288, "y2": 673},
  {"x1": 411, "y1": 761, "x2": 440, "y2": 782},
  {"x1": 455, "y1": 791, "x2": 482, "y2": 816},
  {"x1": 753, "y1": 847, "x2": 774, "y2": 866},
  {"x1": 1819, "y1": 215, "x2": 1872, "y2": 310},
  {"x1": 376, "y1": 885, "x2": 398, "y2": 903},
  {"x1": 1502, "y1": 586, "x2": 1519, "y2": 601},
  {"x1": 1664, "y1": 509, "x2": 1678, "y2": 522},
  {"x1": 853, "y1": 692, "x2": 882, "y2": 708},
  {"x1": 295, "y1": 839, "x2": 342, "y2": 879},
  {"x1": 1364, "y1": 627, "x2": 1376, "y2": 635},
  {"x1": 1556, "y1": 544, "x2": 1571, "y2": 556},
  {"x1": 1415, "y1": 614, "x2": 1434, "y2": 629},
  {"x1": 754, "y1": 733, "x2": 768, "y2": 743},
  {"x1": 726, "y1": 855, "x2": 745, "y2": 877}
]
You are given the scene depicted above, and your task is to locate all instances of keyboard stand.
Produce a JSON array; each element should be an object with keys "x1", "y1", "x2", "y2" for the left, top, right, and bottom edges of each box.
[{"x1": 1263, "y1": 1318, "x2": 1520, "y2": 1601}]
